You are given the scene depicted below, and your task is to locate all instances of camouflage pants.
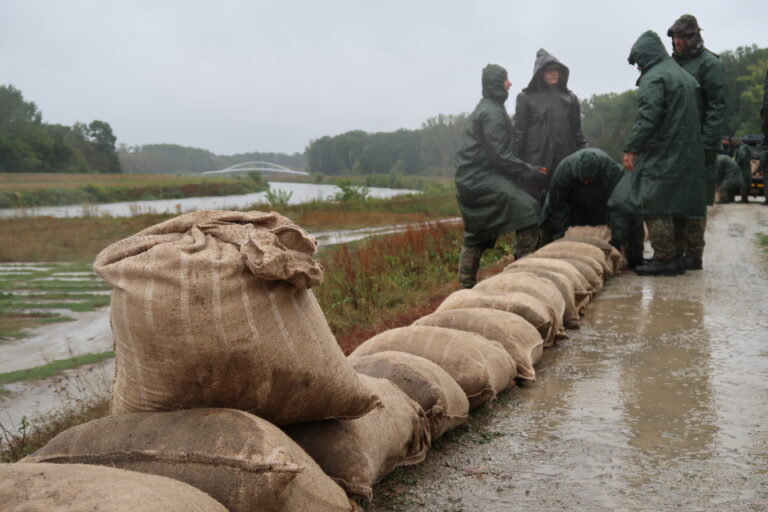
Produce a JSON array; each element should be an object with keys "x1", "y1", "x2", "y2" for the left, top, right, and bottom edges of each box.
[
  {"x1": 457, "y1": 225, "x2": 539, "y2": 288},
  {"x1": 681, "y1": 217, "x2": 706, "y2": 259},
  {"x1": 645, "y1": 216, "x2": 679, "y2": 261}
]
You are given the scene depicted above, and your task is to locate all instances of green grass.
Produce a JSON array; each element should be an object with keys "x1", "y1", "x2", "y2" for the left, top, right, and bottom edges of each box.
[
  {"x1": 757, "y1": 232, "x2": 768, "y2": 254},
  {"x1": 0, "y1": 351, "x2": 115, "y2": 389}
]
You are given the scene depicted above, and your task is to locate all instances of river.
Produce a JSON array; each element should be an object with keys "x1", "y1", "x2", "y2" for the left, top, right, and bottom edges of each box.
[{"x1": 0, "y1": 181, "x2": 418, "y2": 218}]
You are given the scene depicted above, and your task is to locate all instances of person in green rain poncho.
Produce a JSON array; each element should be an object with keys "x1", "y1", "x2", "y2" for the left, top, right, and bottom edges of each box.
[
  {"x1": 610, "y1": 30, "x2": 705, "y2": 276},
  {"x1": 541, "y1": 148, "x2": 644, "y2": 268},
  {"x1": 715, "y1": 154, "x2": 745, "y2": 204},
  {"x1": 454, "y1": 64, "x2": 547, "y2": 289}
]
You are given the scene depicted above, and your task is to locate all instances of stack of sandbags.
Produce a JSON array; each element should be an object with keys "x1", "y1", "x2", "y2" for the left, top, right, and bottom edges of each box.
[
  {"x1": 562, "y1": 235, "x2": 626, "y2": 274},
  {"x1": 506, "y1": 256, "x2": 595, "y2": 308},
  {"x1": 501, "y1": 267, "x2": 581, "y2": 328},
  {"x1": 564, "y1": 224, "x2": 612, "y2": 240},
  {"x1": 349, "y1": 326, "x2": 515, "y2": 410},
  {"x1": 284, "y1": 375, "x2": 431, "y2": 500},
  {"x1": 22, "y1": 409, "x2": 361, "y2": 512},
  {"x1": 92, "y1": 210, "x2": 380, "y2": 425},
  {"x1": 0, "y1": 463, "x2": 229, "y2": 512}
]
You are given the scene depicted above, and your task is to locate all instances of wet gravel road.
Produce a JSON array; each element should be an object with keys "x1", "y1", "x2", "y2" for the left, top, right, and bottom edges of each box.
[{"x1": 373, "y1": 203, "x2": 768, "y2": 511}]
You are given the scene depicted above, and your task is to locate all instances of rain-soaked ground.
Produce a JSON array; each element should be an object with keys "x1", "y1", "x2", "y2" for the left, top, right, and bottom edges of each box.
[{"x1": 373, "y1": 203, "x2": 768, "y2": 512}]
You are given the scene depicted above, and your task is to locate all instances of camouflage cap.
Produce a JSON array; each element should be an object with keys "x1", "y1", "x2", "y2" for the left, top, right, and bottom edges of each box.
[{"x1": 667, "y1": 14, "x2": 700, "y2": 37}]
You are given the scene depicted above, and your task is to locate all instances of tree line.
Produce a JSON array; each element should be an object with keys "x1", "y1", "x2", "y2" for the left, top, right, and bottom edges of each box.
[
  {"x1": 2, "y1": 44, "x2": 764, "y2": 175},
  {"x1": 0, "y1": 85, "x2": 120, "y2": 173}
]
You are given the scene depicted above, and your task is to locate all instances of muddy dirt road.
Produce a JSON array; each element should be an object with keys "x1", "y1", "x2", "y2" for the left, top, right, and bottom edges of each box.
[{"x1": 374, "y1": 203, "x2": 768, "y2": 511}]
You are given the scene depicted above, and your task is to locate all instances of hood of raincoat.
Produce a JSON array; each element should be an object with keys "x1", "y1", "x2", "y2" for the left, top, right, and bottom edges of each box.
[
  {"x1": 628, "y1": 31, "x2": 668, "y2": 75},
  {"x1": 572, "y1": 149, "x2": 602, "y2": 183},
  {"x1": 525, "y1": 49, "x2": 570, "y2": 92},
  {"x1": 482, "y1": 64, "x2": 509, "y2": 104}
]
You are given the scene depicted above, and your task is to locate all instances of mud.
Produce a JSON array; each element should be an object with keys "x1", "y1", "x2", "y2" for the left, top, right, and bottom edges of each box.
[{"x1": 372, "y1": 204, "x2": 768, "y2": 511}]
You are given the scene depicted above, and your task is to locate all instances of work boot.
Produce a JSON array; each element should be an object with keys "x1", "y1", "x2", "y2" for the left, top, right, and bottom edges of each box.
[
  {"x1": 681, "y1": 254, "x2": 703, "y2": 270},
  {"x1": 634, "y1": 258, "x2": 680, "y2": 276}
]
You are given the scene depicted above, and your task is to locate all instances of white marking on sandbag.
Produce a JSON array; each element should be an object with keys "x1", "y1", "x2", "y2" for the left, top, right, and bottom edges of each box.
[
  {"x1": 143, "y1": 249, "x2": 156, "y2": 331},
  {"x1": 179, "y1": 252, "x2": 196, "y2": 350},
  {"x1": 268, "y1": 291, "x2": 300, "y2": 360},
  {"x1": 210, "y1": 255, "x2": 227, "y2": 343},
  {"x1": 290, "y1": 292, "x2": 323, "y2": 360},
  {"x1": 237, "y1": 274, "x2": 261, "y2": 339}
]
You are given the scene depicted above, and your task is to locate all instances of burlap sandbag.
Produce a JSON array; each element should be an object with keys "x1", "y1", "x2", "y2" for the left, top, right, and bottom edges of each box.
[
  {"x1": 562, "y1": 235, "x2": 626, "y2": 273},
  {"x1": 284, "y1": 375, "x2": 431, "y2": 500},
  {"x1": 0, "y1": 463, "x2": 228, "y2": 512},
  {"x1": 501, "y1": 267, "x2": 582, "y2": 328},
  {"x1": 413, "y1": 308, "x2": 542, "y2": 381},
  {"x1": 474, "y1": 272, "x2": 566, "y2": 344},
  {"x1": 93, "y1": 210, "x2": 379, "y2": 425},
  {"x1": 532, "y1": 250, "x2": 605, "y2": 289},
  {"x1": 540, "y1": 240, "x2": 612, "y2": 276},
  {"x1": 507, "y1": 257, "x2": 594, "y2": 296},
  {"x1": 435, "y1": 289, "x2": 557, "y2": 347},
  {"x1": 565, "y1": 224, "x2": 612, "y2": 240},
  {"x1": 351, "y1": 351, "x2": 469, "y2": 440},
  {"x1": 23, "y1": 408, "x2": 360, "y2": 512},
  {"x1": 349, "y1": 326, "x2": 515, "y2": 409}
]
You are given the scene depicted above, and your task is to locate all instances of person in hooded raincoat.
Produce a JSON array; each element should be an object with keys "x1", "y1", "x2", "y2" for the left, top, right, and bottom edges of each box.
[
  {"x1": 540, "y1": 147, "x2": 644, "y2": 267},
  {"x1": 715, "y1": 154, "x2": 745, "y2": 203},
  {"x1": 455, "y1": 64, "x2": 546, "y2": 289},
  {"x1": 762, "y1": 69, "x2": 768, "y2": 140},
  {"x1": 734, "y1": 140, "x2": 753, "y2": 202},
  {"x1": 611, "y1": 30, "x2": 705, "y2": 276},
  {"x1": 667, "y1": 14, "x2": 726, "y2": 270},
  {"x1": 512, "y1": 49, "x2": 588, "y2": 204}
]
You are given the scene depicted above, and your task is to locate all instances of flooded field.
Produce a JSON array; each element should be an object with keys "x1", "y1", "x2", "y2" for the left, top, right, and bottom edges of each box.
[{"x1": 373, "y1": 204, "x2": 768, "y2": 511}]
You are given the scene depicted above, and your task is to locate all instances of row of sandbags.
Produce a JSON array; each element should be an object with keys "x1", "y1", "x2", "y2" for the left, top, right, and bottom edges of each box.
[{"x1": 2, "y1": 212, "x2": 621, "y2": 511}]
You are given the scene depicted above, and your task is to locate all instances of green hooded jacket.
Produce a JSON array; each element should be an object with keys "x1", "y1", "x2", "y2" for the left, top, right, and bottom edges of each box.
[
  {"x1": 541, "y1": 148, "x2": 631, "y2": 240},
  {"x1": 612, "y1": 31, "x2": 706, "y2": 219},
  {"x1": 455, "y1": 64, "x2": 542, "y2": 247},
  {"x1": 762, "y1": 70, "x2": 768, "y2": 138},
  {"x1": 715, "y1": 154, "x2": 744, "y2": 192}
]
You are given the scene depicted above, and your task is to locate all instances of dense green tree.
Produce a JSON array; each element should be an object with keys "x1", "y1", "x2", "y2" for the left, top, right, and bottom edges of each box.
[{"x1": 581, "y1": 90, "x2": 638, "y2": 161}]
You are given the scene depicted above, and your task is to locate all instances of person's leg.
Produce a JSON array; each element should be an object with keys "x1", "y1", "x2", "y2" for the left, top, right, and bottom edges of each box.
[
  {"x1": 635, "y1": 216, "x2": 679, "y2": 276},
  {"x1": 625, "y1": 217, "x2": 645, "y2": 269},
  {"x1": 514, "y1": 224, "x2": 540, "y2": 259},
  {"x1": 683, "y1": 216, "x2": 706, "y2": 270},
  {"x1": 457, "y1": 245, "x2": 486, "y2": 289}
]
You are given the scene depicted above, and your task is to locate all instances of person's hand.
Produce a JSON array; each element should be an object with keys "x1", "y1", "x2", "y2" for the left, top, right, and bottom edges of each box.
[
  {"x1": 705, "y1": 149, "x2": 717, "y2": 166},
  {"x1": 537, "y1": 167, "x2": 548, "y2": 175},
  {"x1": 623, "y1": 152, "x2": 636, "y2": 171}
]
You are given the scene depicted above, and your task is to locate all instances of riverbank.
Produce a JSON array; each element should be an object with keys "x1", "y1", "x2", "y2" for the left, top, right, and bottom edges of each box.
[{"x1": 0, "y1": 172, "x2": 267, "y2": 208}]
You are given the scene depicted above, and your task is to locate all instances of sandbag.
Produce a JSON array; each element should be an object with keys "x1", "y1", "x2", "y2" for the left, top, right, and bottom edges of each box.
[
  {"x1": 349, "y1": 326, "x2": 515, "y2": 409},
  {"x1": 284, "y1": 375, "x2": 431, "y2": 500},
  {"x1": 541, "y1": 240, "x2": 612, "y2": 276},
  {"x1": 564, "y1": 224, "x2": 612, "y2": 240},
  {"x1": 0, "y1": 463, "x2": 228, "y2": 512},
  {"x1": 532, "y1": 250, "x2": 605, "y2": 289},
  {"x1": 474, "y1": 272, "x2": 566, "y2": 344},
  {"x1": 435, "y1": 289, "x2": 557, "y2": 347},
  {"x1": 501, "y1": 267, "x2": 582, "y2": 328},
  {"x1": 351, "y1": 351, "x2": 469, "y2": 439},
  {"x1": 93, "y1": 210, "x2": 379, "y2": 425},
  {"x1": 507, "y1": 257, "x2": 594, "y2": 296},
  {"x1": 23, "y1": 409, "x2": 360, "y2": 512},
  {"x1": 561, "y1": 235, "x2": 626, "y2": 273},
  {"x1": 413, "y1": 308, "x2": 543, "y2": 381}
]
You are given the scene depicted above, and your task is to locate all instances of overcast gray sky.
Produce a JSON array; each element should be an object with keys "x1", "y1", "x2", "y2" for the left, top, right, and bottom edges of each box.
[{"x1": 3, "y1": 1, "x2": 767, "y2": 155}]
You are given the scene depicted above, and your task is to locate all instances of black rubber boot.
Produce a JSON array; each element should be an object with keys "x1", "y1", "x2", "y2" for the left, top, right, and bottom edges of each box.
[
  {"x1": 681, "y1": 255, "x2": 703, "y2": 270},
  {"x1": 634, "y1": 258, "x2": 680, "y2": 276}
]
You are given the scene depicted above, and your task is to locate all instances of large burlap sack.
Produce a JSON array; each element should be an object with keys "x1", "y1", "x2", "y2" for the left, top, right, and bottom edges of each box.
[
  {"x1": 562, "y1": 235, "x2": 626, "y2": 273},
  {"x1": 413, "y1": 308, "x2": 543, "y2": 381},
  {"x1": 93, "y1": 210, "x2": 379, "y2": 425},
  {"x1": 435, "y1": 289, "x2": 557, "y2": 347},
  {"x1": 507, "y1": 257, "x2": 594, "y2": 296},
  {"x1": 0, "y1": 463, "x2": 228, "y2": 512},
  {"x1": 474, "y1": 272, "x2": 566, "y2": 344},
  {"x1": 501, "y1": 267, "x2": 581, "y2": 328},
  {"x1": 284, "y1": 375, "x2": 431, "y2": 500},
  {"x1": 564, "y1": 224, "x2": 612, "y2": 240},
  {"x1": 22, "y1": 408, "x2": 360, "y2": 512},
  {"x1": 351, "y1": 351, "x2": 469, "y2": 440},
  {"x1": 540, "y1": 240, "x2": 612, "y2": 276},
  {"x1": 349, "y1": 326, "x2": 515, "y2": 409}
]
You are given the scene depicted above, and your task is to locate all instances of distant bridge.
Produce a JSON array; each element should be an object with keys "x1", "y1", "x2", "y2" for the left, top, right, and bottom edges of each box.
[{"x1": 202, "y1": 161, "x2": 309, "y2": 176}]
